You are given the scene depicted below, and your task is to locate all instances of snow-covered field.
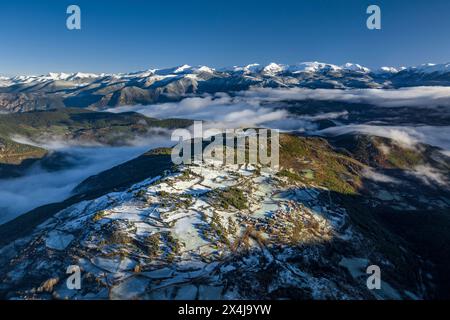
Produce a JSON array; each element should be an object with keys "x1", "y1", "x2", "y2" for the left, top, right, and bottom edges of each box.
[{"x1": 0, "y1": 162, "x2": 422, "y2": 300}]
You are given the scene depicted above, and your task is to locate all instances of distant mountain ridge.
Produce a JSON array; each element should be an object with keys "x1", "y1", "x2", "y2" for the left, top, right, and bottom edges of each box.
[{"x1": 1, "y1": 61, "x2": 450, "y2": 112}]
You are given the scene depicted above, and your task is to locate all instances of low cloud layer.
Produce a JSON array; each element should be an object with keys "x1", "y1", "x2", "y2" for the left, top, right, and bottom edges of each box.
[
  {"x1": 109, "y1": 87, "x2": 450, "y2": 129},
  {"x1": 108, "y1": 94, "x2": 301, "y2": 130},
  {"x1": 0, "y1": 135, "x2": 172, "y2": 225},
  {"x1": 109, "y1": 87, "x2": 450, "y2": 151},
  {"x1": 362, "y1": 168, "x2": 401, "y2": 184},
  {"x1": 317, "y1": 125, "x2": 450, "y2": 151},
  {"x1": 410, "y1": 165, "x2": 449, "y2": 187},
  {"x1": 3, "y1": 86, "x2": 450, "y2": 224},
  {"x1": 239, "y1": 86, "x2": 450, "y2": 108},
  {"x1": 107, "y1": 91, "x2": 353, "y2": 132}
]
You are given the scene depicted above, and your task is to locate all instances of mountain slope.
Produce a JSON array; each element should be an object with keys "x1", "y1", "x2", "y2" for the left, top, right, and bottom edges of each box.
[
  {"x1": 2, "y1": 61, "x2": 450, "y2": 113},
  {"x1": 0, "y1": 136, "x2": 47, "y2": 165},
  {"x1": 1, "y1": 133, "x2": 448, "y2": 299},
  {"x1": 0, "y1": 108, "x2": 191, "y2": 144},
  {"x1": 0, "y1": 108, "x2": 192, "y2": 175}
]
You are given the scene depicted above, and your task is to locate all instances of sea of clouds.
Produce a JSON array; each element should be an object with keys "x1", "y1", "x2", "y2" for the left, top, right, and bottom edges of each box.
[
  {"x1": 0, "y1": 135, "x2": 172, "y2": 225},
  {"x1": 2, "y1": 86, "x2": 450, "y2": 224},
  {"x1": 108, "y1": 86, "x2": 450, "y2": 151}
]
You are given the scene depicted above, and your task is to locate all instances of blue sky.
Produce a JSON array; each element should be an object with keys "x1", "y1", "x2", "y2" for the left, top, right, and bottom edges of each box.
[{"x1": 1, "y1": 0, "x2": 450, "y2": 75}]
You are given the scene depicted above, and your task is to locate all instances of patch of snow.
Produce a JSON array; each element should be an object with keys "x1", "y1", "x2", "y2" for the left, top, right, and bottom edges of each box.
[
  {"x1": 45, "y1": 230, "x2": 74, "y2": 251},
  {"x1": 262, "y1": 63, "x2": 286, "y2": 75},
  {"x1": 341, "y1": 63, "x2": 370, "y2": 73},
  {"x1": 92, "y1": 257, "x2": 136, "y2": 273},
  {"x1": 110, "y1": 276, "x2": 149, "y2": 300}
]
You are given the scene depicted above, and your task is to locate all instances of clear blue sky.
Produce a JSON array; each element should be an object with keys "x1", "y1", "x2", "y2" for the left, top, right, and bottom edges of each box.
[{"x1": 1, "y1": 0, "x2": 450, "y2": 75}]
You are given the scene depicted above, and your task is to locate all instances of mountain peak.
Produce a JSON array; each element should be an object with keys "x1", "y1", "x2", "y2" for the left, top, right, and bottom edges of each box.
[
  {"x1": 174, "y1": 64, "x2": 192, "y2": 73},
  {"x1": 377, "y1": 66, "x2": 400, "y2": 73},
  {"x1": 47, "y1": 72, "x2": 72, "y2": 81},
  {"x1": 341, "y1": 63, "x2": 370, "y2": 73},
  {"x1": 262, "y1": 62, "x2": 285, "y2": 75},
  {"x1": 287, "y1": 61, "x2": 341, "y2": 73},
  {"x1": 195, "y1": 66, "x2": 215, "y2": 73},
  {"x1": 411, "y1": 62, "x2": 450, "y2": 73}
]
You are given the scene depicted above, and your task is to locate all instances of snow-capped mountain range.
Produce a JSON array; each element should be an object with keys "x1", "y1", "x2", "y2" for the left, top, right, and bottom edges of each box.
[
  {"x1": 3, "y1": 61, "x2": 450, "y2": 83},
  {"x1": 1, "y1": 61, "x2": 450, "y2": 112}
]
